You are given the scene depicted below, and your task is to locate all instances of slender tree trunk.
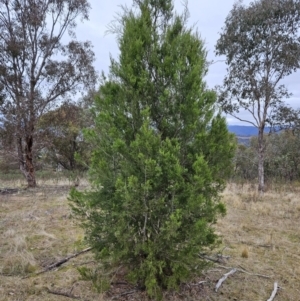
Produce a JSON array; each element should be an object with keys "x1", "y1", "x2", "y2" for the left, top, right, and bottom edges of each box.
[
  {"x1": 70, "y1": 137, "x2": 77, "y2": 170},
  {"x1": 257, "y1": 128, "x2": 265, "y2": 193},
  {"x1": 25, "y1": 135, "x2": 36, "y2": 187},
  {"x1": 17, "y1": 135, "x2": 36, "y2": 188}
]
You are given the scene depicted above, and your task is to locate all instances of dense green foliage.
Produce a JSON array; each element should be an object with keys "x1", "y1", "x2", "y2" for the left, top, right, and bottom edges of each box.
[{"x1": 70, "y1": 0, "x2": 235, "y2": 298}]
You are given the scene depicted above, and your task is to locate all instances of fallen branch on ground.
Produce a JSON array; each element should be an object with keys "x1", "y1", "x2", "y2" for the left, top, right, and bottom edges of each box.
[
  {"x1": 29, "y1": 247, "x2": 93, "y2": 277},
  {"x1": 199, "y1": 248, "x2": 230, "y2": 263},
  {"x1": 0, "y1": 188, "x2": 19, "y2": 195},
  {"x1": 47, "y1": 288, "x2": 80, "y2": 300},
  {"x1": 267, "y1": 282, "x2": 278, "y2": 301},
  {"x1": 199, "y1": 255, "x2": 221, "y2": 263},
  {"x1": 218, "y1": 254, "x2": 231, "y2": 260},
  {"x1": 190, "y1": 281, "x2": 207, "y2": 286},
  {"x1": 111, "y1": 289, "x2": 138, "y2": 300},
  {"x1": 216, "y1": 264, "x2": 272, "y2": 279},
  {"x1": 215, "y1": 268, "x2": 237, "y2": 292},
  {"x1": 199, "y1": 254, "x2": 230, "y2": 264}
]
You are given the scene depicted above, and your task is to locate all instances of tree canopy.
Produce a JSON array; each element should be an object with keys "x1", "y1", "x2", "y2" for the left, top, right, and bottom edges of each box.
[{"x1": 37, "y1": 102, "x2": 92, "y2": 171}]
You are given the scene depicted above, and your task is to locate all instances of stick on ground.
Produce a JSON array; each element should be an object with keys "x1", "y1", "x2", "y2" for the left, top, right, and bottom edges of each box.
[
  {"x1": 267, "y1": 282, "x2": 278, "y2": 301},
  {"x1": 215, "y1": 268, "x2": 237, "y2": 292},
  {"x1": 47, "y1": 289, "x2": 80, "y2": 299},
  {"x1": 216, "y1": 264, "x2": 272, "y2": 279},
  {"x1": 36, "y1": 247, "x2": 92, "y2": 275}
]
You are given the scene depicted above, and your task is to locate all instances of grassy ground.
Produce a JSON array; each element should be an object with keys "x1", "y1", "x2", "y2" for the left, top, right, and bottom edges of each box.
[{"x1": 0, "y1": 176, "x2": 299, "y2": 300}]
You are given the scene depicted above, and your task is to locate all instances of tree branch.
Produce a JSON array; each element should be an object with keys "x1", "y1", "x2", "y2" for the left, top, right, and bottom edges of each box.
[
  {"x1": 29, "y1": 247, "x2": 93, "y2": 277},
  {"x1": 215, "y1": 268, "x2": 237, "y2": 292},
  {"x1": 267, "y1": 282, "x2": 279, "y2": 301}
]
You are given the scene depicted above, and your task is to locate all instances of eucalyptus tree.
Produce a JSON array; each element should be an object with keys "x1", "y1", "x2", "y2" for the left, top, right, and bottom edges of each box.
[
  {"x1": 0, "y1": 0, "x2": 96, "y2": 187},
  {"x1": 216, "y1": 0, "x2": 300, "y2": 192},
  {"x1": 270, "y1": 104, "x2": 300, "y2": 132}
]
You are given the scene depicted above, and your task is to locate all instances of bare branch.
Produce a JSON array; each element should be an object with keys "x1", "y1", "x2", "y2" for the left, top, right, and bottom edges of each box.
[
  {"x1": 267, "y1": 282, "x2": 279, "y2": 301},
  {"x1": 215, "y1": 268, "x2": 237, "y2": 292}
]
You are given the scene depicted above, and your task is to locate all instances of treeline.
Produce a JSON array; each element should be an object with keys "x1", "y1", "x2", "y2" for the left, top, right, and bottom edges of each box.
[
  {"x1": 234, "y1": 130, "x2": 300, "y2": 183},
  {"x1": 3, "y1": 99, "x2": 300, "y2": 187}
]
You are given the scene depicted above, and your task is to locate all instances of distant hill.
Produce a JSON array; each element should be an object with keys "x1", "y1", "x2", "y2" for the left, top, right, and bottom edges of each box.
[
  {"x1": 227, "y1": 125, "x2": 274, "y2": 146},
  {"x1": 228, "y1": 125, "x2": 271, "y2": 137}
]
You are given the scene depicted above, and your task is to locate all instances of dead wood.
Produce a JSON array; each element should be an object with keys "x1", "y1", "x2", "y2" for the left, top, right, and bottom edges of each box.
[
  {"x1": 36, "y1": 247, "x2": 92, "y2": 275},
  {"x1": 217, "y1": 247, "x2": 231, "y2": 259},
  {"x1": 215, "y1": 268, "x2": 237, "y2": 292},
  {"x1": 200, "y1": 254, "x2": 230, "y2": 264},
  {"x1": 0, "y1": 188, "x2": 19, "y2": 195},
  {"x1": 190, "y1": 281, "x2": 207, "y2": 286},
  {"x1": 199, "y1": 255, "x2": 220, "y2": 263},
  {"x1": 111, "y1": 289, "x2": 138, "y2": 300},
  {"x1": 47, "y1": 288, "x2": 81, "y2": 300},
  {"x1": 216, "y1": 264, "x2": 272, "y2": 279},
  {"x1": 267, "y1": 282, "x2": 279, "y2": 301}
]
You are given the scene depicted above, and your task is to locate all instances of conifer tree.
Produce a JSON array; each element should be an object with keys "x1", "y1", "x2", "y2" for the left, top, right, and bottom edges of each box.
[{"x1": 70, "y1": 0, "x2": 235, "y2": 298}]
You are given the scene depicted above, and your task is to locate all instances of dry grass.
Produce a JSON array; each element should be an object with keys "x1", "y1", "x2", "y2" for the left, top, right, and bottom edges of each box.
[
  {"x1": 214, "y1": 182, "x2": 300, "y2": 301},
  {"x1": 0, "y1": 178, "x2": 101, "y2": 301},
  {"x1": 0, "y1": 178, "x2": 299, "y2": 300}
]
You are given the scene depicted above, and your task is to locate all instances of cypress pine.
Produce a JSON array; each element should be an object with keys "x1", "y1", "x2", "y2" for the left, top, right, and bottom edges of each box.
[{"x1": 70, "y1": 0, "x2": 235, "y2": 298}]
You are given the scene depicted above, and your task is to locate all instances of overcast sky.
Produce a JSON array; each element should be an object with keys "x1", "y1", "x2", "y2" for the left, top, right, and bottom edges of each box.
[{"x1": 75, "y1": 0, "x2": 299, "y2": 126}]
